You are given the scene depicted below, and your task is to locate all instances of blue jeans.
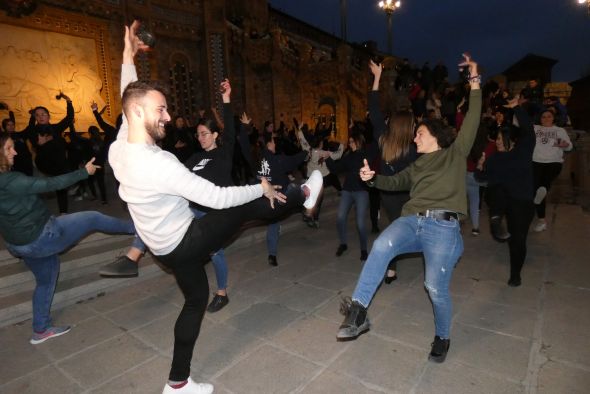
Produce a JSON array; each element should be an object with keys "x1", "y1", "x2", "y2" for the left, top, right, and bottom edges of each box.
[
  {"x1": 337, "y1": 190, "x2": 369, "y2": 251},
  {"x1": 191, "y1": 208, "x2": 228, "y2": 290},
  {"x1": 466, "y1": 172, "x2": 481, "y2": 229},
  {"x1": 352, "y1": 214, "x2": 463, "y2": 339},
  {"x1": 266, "y1": 222, "x2": 280, "y2": 256},
  {"x1": 6, "y1": 212, "x2": 139, "y2": 332}
]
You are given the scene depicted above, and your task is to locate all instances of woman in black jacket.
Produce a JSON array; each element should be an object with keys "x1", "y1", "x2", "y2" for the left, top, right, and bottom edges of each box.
[{"x1": 477, "y1": 97, "x2": 535, "y2": 287}]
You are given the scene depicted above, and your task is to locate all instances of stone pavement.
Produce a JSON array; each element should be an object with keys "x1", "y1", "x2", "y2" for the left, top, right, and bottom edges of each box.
[{"x1": 1, "y1": 196, "x2": 590, "y2": 393}]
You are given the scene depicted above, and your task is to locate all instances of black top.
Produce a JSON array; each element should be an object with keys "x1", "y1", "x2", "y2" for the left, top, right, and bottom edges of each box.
[
  {"x1": 368, "y1": 90, "x2": 419, "y2": 177},
  {"x1": 238, "y1": 123, "x2": 307, "y2": 190},
  {"x1": 326, "y1": 149, "x2": 367, "y2": 192},
  {"x1": 480, "y1": 106, "x2": 535, "y2": 201},
  {"x1": 184, "y1": 103, "x2": 236, "y2": 211}
]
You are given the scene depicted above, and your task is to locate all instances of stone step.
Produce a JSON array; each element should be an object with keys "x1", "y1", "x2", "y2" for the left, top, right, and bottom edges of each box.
[{"x1": 0, "y1": 190, "x2": 340, "y2": 328}]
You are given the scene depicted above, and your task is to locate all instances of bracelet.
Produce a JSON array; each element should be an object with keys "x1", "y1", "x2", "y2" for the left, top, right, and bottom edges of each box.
[{"x1": 468, "y1": 75, "x2": 481, "y2": 83}]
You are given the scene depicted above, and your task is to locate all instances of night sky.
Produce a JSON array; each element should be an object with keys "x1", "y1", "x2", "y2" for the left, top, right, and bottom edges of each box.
[{"x1": 269, "y1": 0, "x2": 590, "y2": 83}]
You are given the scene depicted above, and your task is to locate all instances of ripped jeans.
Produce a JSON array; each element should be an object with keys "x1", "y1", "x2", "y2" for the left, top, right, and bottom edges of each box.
[{"x1": 352, "y1": 214, "x2": 463, "y2": 338}]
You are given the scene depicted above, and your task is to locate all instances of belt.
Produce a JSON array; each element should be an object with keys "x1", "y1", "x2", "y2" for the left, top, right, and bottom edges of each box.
[{"x1": 417, "y1": 209, "x2": 458, "y2": 221}]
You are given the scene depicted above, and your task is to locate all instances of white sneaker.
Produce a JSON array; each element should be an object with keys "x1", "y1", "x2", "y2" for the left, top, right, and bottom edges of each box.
[
  {"x1": 302, "y1": 170, "x2": 323, "y2": 209},
  {"x1": 533, "y1": 220, "x2": 547, "y2": 232},
  {"x1": 533, "y1": 187, "x2": 547, "y2": 205},
  {"x1": 162, "y1": 377, "x2": 213, "y2": 394}
]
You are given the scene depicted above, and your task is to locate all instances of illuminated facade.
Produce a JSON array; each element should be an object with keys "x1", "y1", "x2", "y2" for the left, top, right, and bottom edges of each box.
[{"x1": 0, "y1": 0, "x2": 398, "y2": 140}]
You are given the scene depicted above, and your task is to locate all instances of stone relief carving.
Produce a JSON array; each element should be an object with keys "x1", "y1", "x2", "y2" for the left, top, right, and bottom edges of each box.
[{"x1": 0, "y1": 23, "x2": 106, "y2": 131}]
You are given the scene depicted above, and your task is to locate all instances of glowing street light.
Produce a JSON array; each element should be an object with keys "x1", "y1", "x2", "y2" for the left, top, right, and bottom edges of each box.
[
  {"x1": 378, "y1": 0, "x2": 402, "y2": 54},
  {"x1": 578, "y1": 0, "x2": 590, "y2": 15}
]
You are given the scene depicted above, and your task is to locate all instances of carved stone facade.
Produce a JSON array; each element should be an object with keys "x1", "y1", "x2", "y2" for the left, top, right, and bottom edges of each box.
[{"x1": 0, "y1": 0, "x2": 391, "y2": 141}]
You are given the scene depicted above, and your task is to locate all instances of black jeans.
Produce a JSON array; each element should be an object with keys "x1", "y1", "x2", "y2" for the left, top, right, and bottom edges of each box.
[
  {"x1": 506, "y1": 198, "x2": 535, "y2": 280},
  {"x1": 533, "y1": 162, "x2": 562, "y2": 219},
  {"x1": 156, "y1": 185, "x2": 305, "y2": 381}
]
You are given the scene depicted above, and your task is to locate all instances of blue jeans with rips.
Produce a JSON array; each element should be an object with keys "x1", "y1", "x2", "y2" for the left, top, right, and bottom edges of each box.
[
  {"x1": 351, "y1": 214, "x2": 463, "y2": 339},
  {"x1": 6, "y1": 212, "x2": 139, "y2": 333},
  {"x1": 191, "y1": 208, "x2": 228, "y2": 290},
  {"x1": 337, "y1": 190, "x2": 369, "y2": 251}
]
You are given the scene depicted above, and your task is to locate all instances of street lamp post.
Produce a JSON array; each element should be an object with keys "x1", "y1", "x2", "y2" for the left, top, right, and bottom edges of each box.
[
  {"x1": 378, "y1": 0, "x2": 401, "y2": 54},
  {"x1": 578, "y1": 0, "x2": 590, "y2": 15}
]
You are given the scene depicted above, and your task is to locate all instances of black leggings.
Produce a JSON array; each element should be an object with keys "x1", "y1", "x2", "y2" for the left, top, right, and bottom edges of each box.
[
  {"x1": 156, "y1": 185, "x2": 305, "y2": 381},
  {"x1": 487, "y1": 185, "x2": 534, "y2": 280},
  {"x1": 506, "y1": 199, "x2": 535, "y2": 280},
  {"x1": 533, "y1": 162, "x2": 562, "y2": 219}
]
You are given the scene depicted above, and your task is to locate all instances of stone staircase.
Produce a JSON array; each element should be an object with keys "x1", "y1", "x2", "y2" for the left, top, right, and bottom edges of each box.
[{"x1": 0, "y1": 188, "x2": 340, "y2": 328}]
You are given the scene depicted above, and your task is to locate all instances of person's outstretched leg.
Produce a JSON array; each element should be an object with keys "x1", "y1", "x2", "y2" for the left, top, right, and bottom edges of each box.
[{"x1": 338, "y1": 216, "x2": 420, "y2": 341}]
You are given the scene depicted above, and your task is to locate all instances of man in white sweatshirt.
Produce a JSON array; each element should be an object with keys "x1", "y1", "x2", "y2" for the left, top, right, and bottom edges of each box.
[{"x1": 109, "y1": 22, "x2": 322, "y2": 394}]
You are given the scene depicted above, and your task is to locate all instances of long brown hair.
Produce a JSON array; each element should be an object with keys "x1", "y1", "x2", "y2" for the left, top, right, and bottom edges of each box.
[
  {"x1": 380, "y1": 111, "x2": 415, "y2": 163},
  {"x1": 0, "y1": 133, "x2": 11, "y2": 173}
]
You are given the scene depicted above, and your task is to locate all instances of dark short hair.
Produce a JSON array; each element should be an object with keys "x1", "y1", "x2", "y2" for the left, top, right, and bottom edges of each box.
[
  {"x1": 33, "y1": 106, "x2": 49, "y2": 115},
  {"x1": 88, "y1": 125, "x2": 100, "y2": 134},
  {"x1": 197, "y1": 117, "x2": 221, "y2": 134},
  {"x1": 2, "y1": 118, "x2": 13, "y2": 131},
  {"x1": 418, "y1": 119, "x2": 455, "y2": 148},
  {"x1": 497, "y1": 125, "x2": 519, "y2": 151},
  {"x1": 349, "y1": 131, "x2": 366, "y2": 150},
  {"x1": 121, "y1": 80, "x2": 169, "y2": 116}
]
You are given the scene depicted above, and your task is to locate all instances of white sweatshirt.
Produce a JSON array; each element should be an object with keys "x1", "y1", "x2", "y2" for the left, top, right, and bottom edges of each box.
[
  {"x1": 109, "y1": 64, "x2": 263, "y2": 255},
  {"x1": 532, "y1": 125, "x2": 572, "y2": 163},
  {"x1": 296, "y1": 130, "x2": 343, "y2": 177}
]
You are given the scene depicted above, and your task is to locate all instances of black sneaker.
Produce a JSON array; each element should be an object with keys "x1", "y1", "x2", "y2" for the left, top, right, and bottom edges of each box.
[
  {"x1": 490, "y1": 216, "x2": 510, "y2": 242},
  {"x1": 507, "y1": 276, "x2": 522, "y2": 287},
  {"x1": 207, "y1": 294, "x2": 229, "y2": 313},
  {"x1": 335, "y1": 244, "x2": 348, "y2": 257},
  {"x1": 336, "y1": 297, "x2": 370, "y2": 341},
  {"x1": 268, "y1": 255, "x2": 278, "y2": 266},
  {"x1": 360, "y1": 250, "x2": 368, "y2": 261},
  {"x1": 428, "y1": 336, "x2": 450, "y2": 363},
  {"x1": 99, "y1": 256, "x2": 138, "y2": 278}
]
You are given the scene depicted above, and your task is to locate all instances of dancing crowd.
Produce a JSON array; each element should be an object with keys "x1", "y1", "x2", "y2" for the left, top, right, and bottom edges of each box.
[{"x1": 0, "y1": 20, "x2": 574, "y2": 394}]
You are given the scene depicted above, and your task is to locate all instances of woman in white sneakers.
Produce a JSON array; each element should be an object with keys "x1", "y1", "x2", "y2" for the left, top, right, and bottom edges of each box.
[{"x1": 532, "y1": 109, "x2": 572, "y2": 232}]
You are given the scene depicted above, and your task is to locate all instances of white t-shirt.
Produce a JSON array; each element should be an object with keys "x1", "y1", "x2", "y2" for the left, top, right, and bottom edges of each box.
[
  {"x1": 109, "y1": 65, "x2": 262, "y2": 255},
  {"x1": 532, "y1": 125, "x2": 572, "y2": 163}
]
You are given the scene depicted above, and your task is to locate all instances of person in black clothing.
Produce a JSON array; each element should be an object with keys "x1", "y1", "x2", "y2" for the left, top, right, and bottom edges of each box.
[
  {"x1": 35, "y1": 129, "x2": 71, "y2": 213},
  {"x1": 24, "y1": 92, "x2": 74, "y2": 148},
  {"x1": 327, "y1": 131, "x2": 371, "y2": 261},
  {"x1": 367, "y1": 60, "x2": 419, "y2": 281},
  {"x1": 90, "y1": 100, "x2": 120, "y2": 155},
  {"x1": 477, "y1": 96, "x2": 535, "y2": 287},
  {"x1": 87, "y1": 126, "x2": 108, "y2": 204},
  {"x1": 2, "y1": 114, "x2": 34, "y2": 176},
  {"x1": 183, "y1": 79, "x2": 237, "y2": 313},
  {"x1": 163, "y1": 116, "x2": 196, "y2": 163},
  {"x1": 239, "y1": 119, "x2": 309, "y2": 266}
]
